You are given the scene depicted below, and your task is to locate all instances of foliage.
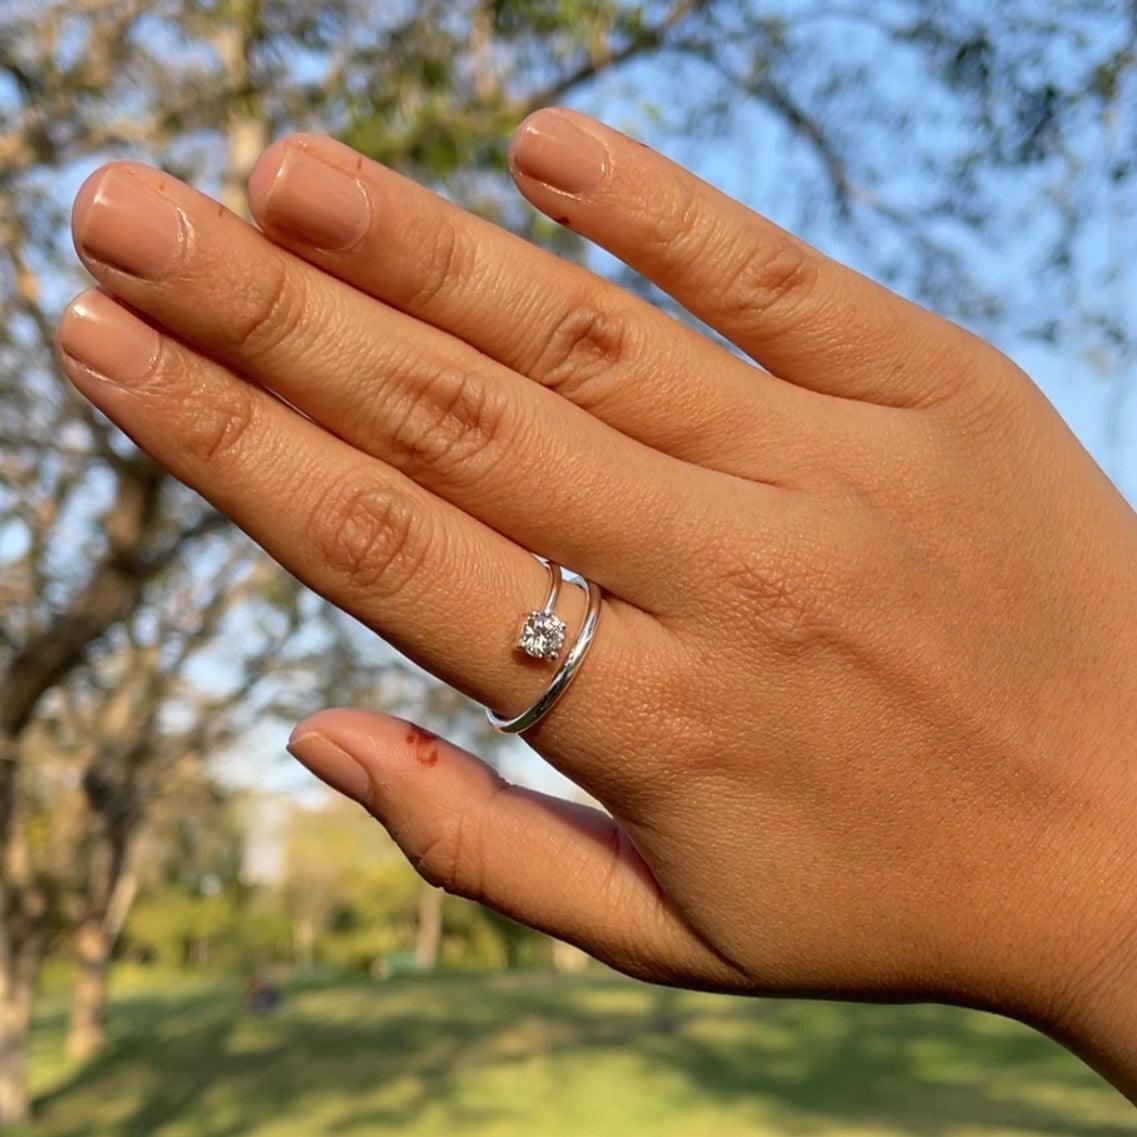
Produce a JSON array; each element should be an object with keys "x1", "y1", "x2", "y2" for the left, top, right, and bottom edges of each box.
[{"x1": 116, "y1": 794, "x2": 551, "y2": 975}]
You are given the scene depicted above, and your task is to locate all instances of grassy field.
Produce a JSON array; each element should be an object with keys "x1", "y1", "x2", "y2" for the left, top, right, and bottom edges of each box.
[{"x1": 19, "y1": 970, "x2": 1133, "y2": 1137}]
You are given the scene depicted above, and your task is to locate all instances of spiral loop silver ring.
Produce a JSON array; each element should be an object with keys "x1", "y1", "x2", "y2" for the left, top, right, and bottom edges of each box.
[{"x1": 486, "y1": 556, "x2": 602, "y2": 734}]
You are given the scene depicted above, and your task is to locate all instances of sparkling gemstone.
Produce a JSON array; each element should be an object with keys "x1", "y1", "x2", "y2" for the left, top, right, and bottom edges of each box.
[{"x1": 518, "y1": 610, "x2": 566, "y2": 661}]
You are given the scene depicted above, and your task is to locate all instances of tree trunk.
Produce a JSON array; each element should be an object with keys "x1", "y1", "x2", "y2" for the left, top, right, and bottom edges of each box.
[
  {"x1": 0, "y1": 744, "x2": 48, "y2": 1127},
  {"x1": 214, "y1": 0, "x2": 267, "y2": 220},
  {"x1": 65, "y1": 919, "x2": 112, "y2": 1061},
  {"x1": 0, "y1": 942, "x2": 38, "y2": 1126},
  {"x1": 293, "y1": 916, "x2": 315, "y2": 969},
  {"x1": 67, "y1": 791, "x2": 139, "y2": 1062},
  {"x1": 414, "y1": 885, "x2": 443, "y2": 971}
]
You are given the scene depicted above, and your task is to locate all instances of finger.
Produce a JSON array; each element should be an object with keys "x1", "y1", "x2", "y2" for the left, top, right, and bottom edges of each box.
[
  {"x1": 509, "y1": 108, "x2": 1005, "y2": 409},
  {"x1": 287, "y1": 708, "x2": 743, "y2": 989},
  {"x1": 55, "y1": 289, "x2": 677, "y2": 803},
  {"x1": 246, "y1": 133, "x2": 824, "y2": 480},
  {"x1": 68, "y1": 160, "x2": 717, "y2": 607}
]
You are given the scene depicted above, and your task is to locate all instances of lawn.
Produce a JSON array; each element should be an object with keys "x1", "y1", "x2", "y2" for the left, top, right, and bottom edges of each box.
[{"x1": 20, "y1": 970, "x2": 1134, "y2": 1137}]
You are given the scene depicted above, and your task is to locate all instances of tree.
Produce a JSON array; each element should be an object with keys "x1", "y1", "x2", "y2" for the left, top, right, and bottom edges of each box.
[
  {"x1": 2, "y1": 0, "x2": 1134, "y2": 1124},
  {"x1": 56, "y1": 554, "x2": 308, "y2": 1058},
  {"x1": 281, "y1": 791, "x2": 411, "y2": 968}
]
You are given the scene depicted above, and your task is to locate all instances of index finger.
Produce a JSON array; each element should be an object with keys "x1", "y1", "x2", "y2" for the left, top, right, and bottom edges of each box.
[{"x1": 509, "y1": 108, "x2": 1005, "y2": 410}]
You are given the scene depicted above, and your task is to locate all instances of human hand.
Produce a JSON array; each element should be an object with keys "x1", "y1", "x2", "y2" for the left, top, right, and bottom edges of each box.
[{"x1": 56, "y1": 109, "x2": 1137, "y2": 1096}]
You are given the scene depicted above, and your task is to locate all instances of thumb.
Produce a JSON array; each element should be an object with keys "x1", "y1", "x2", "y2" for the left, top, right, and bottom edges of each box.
[{"x1": 286, "y1": 707, "x2": 738, "y2": 987}]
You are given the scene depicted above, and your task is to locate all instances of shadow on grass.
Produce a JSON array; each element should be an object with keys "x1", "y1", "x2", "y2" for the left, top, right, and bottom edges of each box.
[
  {"x1": 30, "y1": 972, "x2": 1132, "y2": 1137},
  {"x1": 32, "y1": 984, "x2": 243, "y2": 1136}
]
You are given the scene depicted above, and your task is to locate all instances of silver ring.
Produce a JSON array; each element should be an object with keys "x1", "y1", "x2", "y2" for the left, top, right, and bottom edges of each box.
[{"x1": 487, "y1": 561, "x2": 602, "y2": 734}]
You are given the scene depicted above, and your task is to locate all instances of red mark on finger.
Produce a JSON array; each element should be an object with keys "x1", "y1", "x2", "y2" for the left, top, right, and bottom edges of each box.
[{"x1": 405, "y1": 724, "x2": 440, "y2": 767}]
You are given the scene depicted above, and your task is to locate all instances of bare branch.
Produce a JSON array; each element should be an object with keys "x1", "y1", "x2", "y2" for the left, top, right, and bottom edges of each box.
[{"x1": 525, "y1": 0, "x2": 713, "y2": 112}]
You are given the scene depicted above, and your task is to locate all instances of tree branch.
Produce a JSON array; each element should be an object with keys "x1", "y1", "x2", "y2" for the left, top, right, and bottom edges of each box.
[{"x1": 524, "y1": 0, "x2": 712, "y2": 112}]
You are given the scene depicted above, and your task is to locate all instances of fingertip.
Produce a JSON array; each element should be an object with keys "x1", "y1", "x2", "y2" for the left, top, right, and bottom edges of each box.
[
  {"x1": 506, "y1": 109, "x2": 544, "y2": 172},
  {"x1": 71, "y1": 164, "x2": 117, "y2": 248},
  {"x1": 287, "y1": 707, "x2": 421, "y2": 752},
  {"x1": 71, "y1": 169, "x2": 101, "y2": 242},
  {"x1": 507, "y1": 107, "x2": 611, "y2": 199},
  {"x1": 247, "y1": 136, "x2": 293, "y2": 223},
  {"x1": 287, "y1": 706, "x2": 346, "y2": 748},
  {"x1": 71, "y1": 161, "x2": 158, "y2": 242},
  {"x1": 285, "y1": 709, "x2": 465, "y2": 817},
  {"x1": 288, "y1": 709, "x2": 454, "y2": 780},
  {"x1": 55, "y1": 287, "x2": 94, "y2": 359},
  {"x1": 286, "y1": 730, "x2": 373, "y2": 803},
  {"x1": 55, "y1": 286, "x2": 105, "y2": 370},
  {"x1": 249, "y1": 133, "x2": 367, "y2": 225},
  {"x1": 54, "y1": 288, "x2": 161, "y2": 390},
  {"x1": 509, "y1": 106, "x2": 598, "y2": 147}
]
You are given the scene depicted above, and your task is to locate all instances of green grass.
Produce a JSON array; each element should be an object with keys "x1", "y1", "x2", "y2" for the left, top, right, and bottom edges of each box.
[{"x1": 20, "y1": 970, "x2": 1134, "y2": 1137}]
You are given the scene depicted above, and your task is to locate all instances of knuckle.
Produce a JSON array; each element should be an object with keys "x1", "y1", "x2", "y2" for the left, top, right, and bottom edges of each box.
[
  {"x1": 405, "y1": 219, "x2": 471, "y2": 310},
  {"x1": 176, "y1": 371, "x2": 259, "y2": 463},
  {"x1": 709, "y1": 527, "x2": 844, "y2": 655},
  {"x1": 307, "y1": 475, "x2": 429, "y2": 601},
  {"x1": 715, "y1": 236, "x2": 818, "y2": 326},
  {"x1": 411, "y1": 811, "x2": 481, "y2": 901},
  {"x1": 642, "y1": 177, "x2": 706, "y2": 263},
  {"x1": 637, "y1": 180, "x2": 819, "y2": 331},
  {"x1": 220, "y1": 256, "x2": 307, "y2": 358},
  {"x1": 531, "y1": 297, "x2": 632, "y2": 410},
  {"x1": 384, "y1": 364, "x2": 508, "y2": 482},
  {"x1": 940, "y1": 341, "x2": 1034, "y2": 438}
]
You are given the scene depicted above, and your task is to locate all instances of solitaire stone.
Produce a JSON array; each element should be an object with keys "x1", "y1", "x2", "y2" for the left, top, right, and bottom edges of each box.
[{"x1": 518, "y1": 610, "x2": 566, "y2": 662}]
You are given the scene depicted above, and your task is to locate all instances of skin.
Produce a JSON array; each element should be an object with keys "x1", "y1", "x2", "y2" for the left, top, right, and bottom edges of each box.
[{"x1": 54, "y1": 108, "x2": 1137, "y2": 1101}]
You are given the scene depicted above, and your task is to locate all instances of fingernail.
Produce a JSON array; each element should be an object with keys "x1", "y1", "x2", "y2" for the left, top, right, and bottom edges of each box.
[
  {"x1": 510, "y1": 110, "x2": 609, "y2": 195},
  {"x1": 73, "y1": 167, "x2": 186, "y2": 280},
  {"x1": 57, "y1": 290, "x2": 161, "y2": 386},
  {"x1": 258, "y1": 148, "x2": 371, "y2": 251},
  {"x1": 287, "y1": 731, "x2": 373, "y2": 804}
]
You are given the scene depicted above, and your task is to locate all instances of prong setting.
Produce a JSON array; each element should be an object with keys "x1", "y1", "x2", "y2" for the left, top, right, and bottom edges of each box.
[{"x1": 518, "y1": 610, "x2": 567, "y2": 662}]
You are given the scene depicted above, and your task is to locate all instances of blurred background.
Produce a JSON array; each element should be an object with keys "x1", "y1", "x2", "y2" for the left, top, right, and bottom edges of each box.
[{"x1": 1, "y1": 1, "x2": 1135, "y2": 1134}]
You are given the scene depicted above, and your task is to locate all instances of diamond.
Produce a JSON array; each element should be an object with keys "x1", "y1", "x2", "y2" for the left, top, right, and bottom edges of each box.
[{"x1": 517, "y1": 610, "x2": 566, "y2": 661}]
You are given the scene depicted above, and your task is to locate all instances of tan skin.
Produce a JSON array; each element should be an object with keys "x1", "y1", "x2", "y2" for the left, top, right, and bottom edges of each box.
[{"x1": 55, "y1": 109, "x2": 1137, "y2": 1101}]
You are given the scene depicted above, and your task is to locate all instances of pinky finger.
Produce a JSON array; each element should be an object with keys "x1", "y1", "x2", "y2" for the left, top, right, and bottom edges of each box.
[{"x1": 286, "y1": 708, "x2": 741, "y2": 989}]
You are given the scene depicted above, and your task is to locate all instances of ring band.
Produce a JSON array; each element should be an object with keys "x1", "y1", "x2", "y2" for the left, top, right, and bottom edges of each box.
[
  {"x1": 537, "y1": 555, "x2": 562, "y2": 616},
  {"x1": 487, "y1": 565, "x2": 602, "y2": 734}
]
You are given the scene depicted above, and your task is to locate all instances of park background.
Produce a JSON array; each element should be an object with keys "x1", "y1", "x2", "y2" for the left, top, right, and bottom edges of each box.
[{"x1": 1, "y1": 1, "x2": 1135, "y2": 1134}]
